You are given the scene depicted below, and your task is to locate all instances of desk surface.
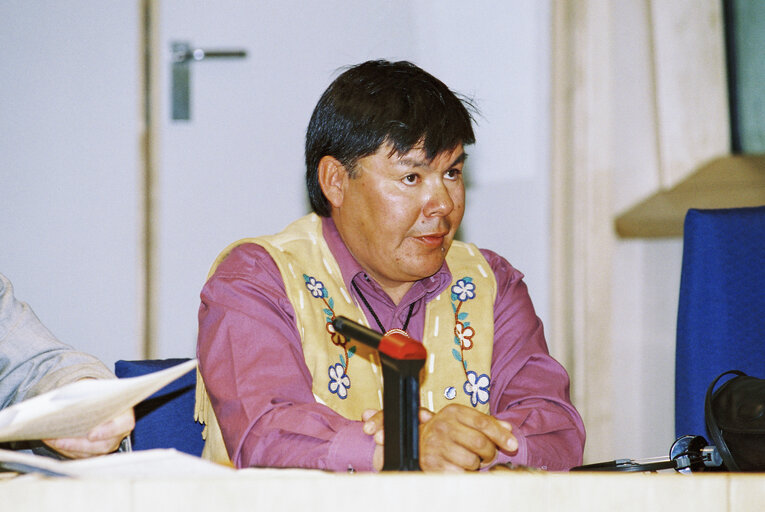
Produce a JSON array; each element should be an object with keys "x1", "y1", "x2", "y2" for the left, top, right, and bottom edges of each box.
[{"x1": 2, "y1": 469, "x2": 763, "y2": 512}]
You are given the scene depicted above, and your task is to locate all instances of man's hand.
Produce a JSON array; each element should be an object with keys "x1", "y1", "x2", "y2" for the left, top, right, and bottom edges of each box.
[
  {"x1": 362, "y1": 404, "x2": 517, "y2": 472},
  {"x1": 419, "y1": 404, "x2": 517, "y2": 471},
  {"x1": 42, "y1": 408, "x2": 135, "y2": 459},
  {"x1": 362, "y1": 409, "x2": 384, "y2": 471}
]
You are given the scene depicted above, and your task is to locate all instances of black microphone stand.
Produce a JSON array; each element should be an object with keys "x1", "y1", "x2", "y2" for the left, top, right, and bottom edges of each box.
[{"x1": 333, "y1": 316, "x2": 426, "y2": 471}]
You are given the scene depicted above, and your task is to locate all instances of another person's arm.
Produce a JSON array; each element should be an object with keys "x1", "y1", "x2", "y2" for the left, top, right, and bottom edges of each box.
[{"x1": 0, "y1": 273, "x2": 134, "y2": 458}]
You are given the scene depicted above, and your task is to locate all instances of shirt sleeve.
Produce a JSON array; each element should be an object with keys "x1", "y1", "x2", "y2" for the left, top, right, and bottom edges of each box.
[
  {"x1": 0, "y1": 273, "x2": 114, "y2": 409},
  {"x1": 196, "y1": 244, "x2": 376, "y2": 471},
  {"x1": 480, "y1": 251, "x2": 586, "y2": 471}
]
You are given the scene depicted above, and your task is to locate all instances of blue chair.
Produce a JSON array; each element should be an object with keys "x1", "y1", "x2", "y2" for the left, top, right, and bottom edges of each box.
[
  {"x1": 674, "y1": 206, "x2": 765, "y2": 440},
  {"x1": 115, "y1": 358, "x2": 204, "y2": 456}
]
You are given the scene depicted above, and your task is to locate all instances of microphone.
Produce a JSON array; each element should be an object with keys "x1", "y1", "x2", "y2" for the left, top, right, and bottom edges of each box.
[
  {"x1": 332, "y1": 316, "x2": 426, "y2": 471},
  {"x1": 332, "y1": 316, "x2": 427, "y2": 360}
]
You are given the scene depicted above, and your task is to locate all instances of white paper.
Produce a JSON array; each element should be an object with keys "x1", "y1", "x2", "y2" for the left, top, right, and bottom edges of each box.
[
  {"x1": 0, "y1": 359, "x2": 198, "y2": 442},
  {"x1": 0, "y1": 447, "x2": 233, "y2": 478}
]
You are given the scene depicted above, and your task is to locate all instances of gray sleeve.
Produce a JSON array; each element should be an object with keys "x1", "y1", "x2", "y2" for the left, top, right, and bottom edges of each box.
[{"x1": 0, "y1": 273, "x2": 114, "y2": 408}]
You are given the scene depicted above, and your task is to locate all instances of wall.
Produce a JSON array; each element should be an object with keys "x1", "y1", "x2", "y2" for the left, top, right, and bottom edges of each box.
[
  {"x1": 0, "y1": 2, "x2": 143, "y2": 366},
  {"x1": 608, "y1": 0, "x2": 682, "y2": 460},
  {"x1": 609, "y1": 0, "x2": 728, "y2": 461}
]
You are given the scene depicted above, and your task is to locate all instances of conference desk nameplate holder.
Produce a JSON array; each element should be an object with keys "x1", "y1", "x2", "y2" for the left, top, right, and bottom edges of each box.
[{"x1": 333, "y1": 316, "x2": 426, "y2": 471}]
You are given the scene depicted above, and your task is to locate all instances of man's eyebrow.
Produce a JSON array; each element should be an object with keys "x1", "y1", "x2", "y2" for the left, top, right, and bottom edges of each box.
[
  {"x1": 397, "y1": 156, "x2": 429, "y2": 168},
  {"x1": 452, "y1": 152, "x2": 468, "y2": 166},
  {"x1": 398, "y1": 151, "x2": 468, "y2": 169}
]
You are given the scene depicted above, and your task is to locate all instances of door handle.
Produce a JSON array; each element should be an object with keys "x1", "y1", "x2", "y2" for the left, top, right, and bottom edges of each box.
[{"x1": 171, "y1": 41, "x2": 247, "y2": 121}]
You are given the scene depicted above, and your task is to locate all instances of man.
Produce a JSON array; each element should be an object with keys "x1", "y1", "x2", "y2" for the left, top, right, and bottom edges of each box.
[
  {"x1": 197, "y1": 60, "x2": 585, "y2": 471},
  {"x1": 0, "y1": 273, "x2": 134, "y2": 458}
]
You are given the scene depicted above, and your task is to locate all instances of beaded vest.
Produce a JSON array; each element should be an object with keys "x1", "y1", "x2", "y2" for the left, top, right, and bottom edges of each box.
[{"x1": 195, "y1": 214, "x2": 497, "y2": 464}]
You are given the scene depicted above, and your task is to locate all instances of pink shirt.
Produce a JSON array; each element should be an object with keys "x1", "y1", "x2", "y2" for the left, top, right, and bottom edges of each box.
[{"x1": 197, "y1": 217, "x2": 585, "y2": 471}]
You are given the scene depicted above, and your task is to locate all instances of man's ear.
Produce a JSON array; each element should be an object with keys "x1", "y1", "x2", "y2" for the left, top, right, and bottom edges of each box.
[{"x1": 317, "y1": 155, "x2": 348, "y2": 209}]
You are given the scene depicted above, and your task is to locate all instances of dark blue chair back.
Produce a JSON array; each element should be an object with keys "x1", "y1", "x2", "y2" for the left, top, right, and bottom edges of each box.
[
  {"x1": 115, "y1": 358, "x2": 204, "y2": 456},
  {"x1": 675, "y1": 206, "x2": 765, "y2": 439}
]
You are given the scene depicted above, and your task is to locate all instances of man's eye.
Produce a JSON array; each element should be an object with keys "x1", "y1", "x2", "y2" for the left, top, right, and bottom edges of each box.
[
  {"x1": 445, "y1": 168, "x2": 462, "y2": 180},
  {"x1": 403, "y1": 174, "x2": 419, "y2": 184}
]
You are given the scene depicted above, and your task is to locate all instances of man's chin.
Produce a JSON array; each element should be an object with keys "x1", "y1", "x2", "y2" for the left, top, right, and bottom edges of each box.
[{"x1": 405, "y1": 259, "x2": 448, "y2": 282}]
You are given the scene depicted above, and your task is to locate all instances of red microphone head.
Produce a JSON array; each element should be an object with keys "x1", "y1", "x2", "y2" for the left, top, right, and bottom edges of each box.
[{"x1": 378, "y1": 332, "x2": 427, "y2": 360}]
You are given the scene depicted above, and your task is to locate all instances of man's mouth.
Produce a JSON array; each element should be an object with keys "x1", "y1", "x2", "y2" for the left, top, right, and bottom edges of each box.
[{"x1": 415, "y1": 233, "x2": 448, "y2": 248}]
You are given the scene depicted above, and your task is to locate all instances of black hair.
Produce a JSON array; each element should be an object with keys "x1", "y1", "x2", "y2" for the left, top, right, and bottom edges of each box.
[{"x1": 305, "y1": 59, "x2": 477, "y2": 216}]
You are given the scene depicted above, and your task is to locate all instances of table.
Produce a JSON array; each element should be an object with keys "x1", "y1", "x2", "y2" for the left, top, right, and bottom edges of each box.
[{"x1": 2, "y1": 469, "x2": 763, "y2": 511}]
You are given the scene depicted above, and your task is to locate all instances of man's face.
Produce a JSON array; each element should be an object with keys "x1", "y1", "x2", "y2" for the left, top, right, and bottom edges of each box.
[{"x1": 332, "y1": 143, "x2": 466, "y2": 301}]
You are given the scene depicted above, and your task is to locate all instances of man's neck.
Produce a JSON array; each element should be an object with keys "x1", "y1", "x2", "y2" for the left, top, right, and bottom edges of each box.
[{"x1": 378, "y1": 281, "x2": 413, "y2": 306}]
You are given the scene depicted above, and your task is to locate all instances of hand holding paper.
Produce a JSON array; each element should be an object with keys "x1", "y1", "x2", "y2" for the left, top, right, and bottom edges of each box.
[
  {"x1": 0, "y1": 359, "x2": 197, "y2": 448},
  {"x1": 42, "y1": 407, "x2": 136, "y2": 458}
]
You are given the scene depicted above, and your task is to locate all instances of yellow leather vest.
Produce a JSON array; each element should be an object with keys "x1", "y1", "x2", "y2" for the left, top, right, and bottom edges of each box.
[{"x1": 195, "y1": 214, "x2": 497, "y2": 464}]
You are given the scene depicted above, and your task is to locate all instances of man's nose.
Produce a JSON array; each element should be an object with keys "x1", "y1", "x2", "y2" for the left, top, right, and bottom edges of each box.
[{"x1": 423, "y1": 180, "x2": 454, "y2": 217}]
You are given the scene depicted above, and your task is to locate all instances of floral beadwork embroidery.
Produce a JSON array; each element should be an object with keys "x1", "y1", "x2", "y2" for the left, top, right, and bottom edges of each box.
[
  {"x1": 305, "y1": 276, "x2": 325, "y2": 298},
  {"x1": 463, "y1": 371, "x2": 490, "y2": 407},
  {"x1": 328, "y1": 363, "x2": 351, "y2": 399},
  {"x1": 304, "y1": 274, "x2": 356, "y2": 399},
  {"x1": 455, "y1": 322, "x2": 475, "y2": 350},
  {"x1": 325, "y1": 321, "x2": 346, "y2": 346},
  {"x1": 450, "y1": 277, "x2": 490, "y2": 407},
  {"x1": 450, "y1": 277, "x2": 475, "y2": 369},
  {"x1": 452, "y1": 279, "x2": 476, "y2": 301}
]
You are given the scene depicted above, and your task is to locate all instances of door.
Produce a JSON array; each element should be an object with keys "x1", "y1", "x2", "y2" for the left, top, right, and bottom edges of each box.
[{"x1": 151, "y1": 1, "x2": 552, "y2": 358}]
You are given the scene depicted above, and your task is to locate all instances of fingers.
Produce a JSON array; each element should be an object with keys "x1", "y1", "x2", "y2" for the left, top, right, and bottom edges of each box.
[
  {"x1": 419, "y1": 404, "x2": 518, "y2": 471},
  {"x1": 496, "y1": 420, "x2": 518, "y2": 452},
  {"x1": 43, "y1": 436, "x2": 120, "y2": 459},
  {"x1": 362, "y1": 409, "x2": 384, "y2": 445},
  {"x1": 87, "y1": 409, "x2": 135, "y2": 442},
  {"x1": 436, "y1": 416, "x2": 497, "y2": 467},
  {"x1": 361, "y1": 409, "x2": 377, "y2": 422},
  {"x1": 43, "y1": 408, "x2": 135, "y2": 459},
  {"x1": 435, "y1": 404, "x2": 517, "y2": 454},
  {"x1": 457, "y1": 410, "x2": 517, "y2": 454}
]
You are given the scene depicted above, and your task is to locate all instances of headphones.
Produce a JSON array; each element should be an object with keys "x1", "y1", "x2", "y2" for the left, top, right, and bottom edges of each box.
[{"x1": 570, "y1": 435, "x2": 723, "y2": 473}]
